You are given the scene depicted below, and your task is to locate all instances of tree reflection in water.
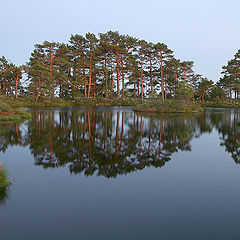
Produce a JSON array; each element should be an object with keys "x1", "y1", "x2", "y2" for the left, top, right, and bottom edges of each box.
[
  {"x1": 1, "y1": 108, "x2": 240, "y2": 177},
  {"x1": 31, "y1": 110, "x2": 198, "y2": 177},
  {"x1": 0, "y1": 187, "x2": 9, "y2": 208},
  {"x1": 210, "y1": 108, "x2": 240, "y2": 164}
]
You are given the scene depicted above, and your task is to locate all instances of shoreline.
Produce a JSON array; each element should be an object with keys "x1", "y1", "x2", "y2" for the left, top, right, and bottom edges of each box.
[{"x1": 1, "y1": 97, "x2": 240, "y2": 121}]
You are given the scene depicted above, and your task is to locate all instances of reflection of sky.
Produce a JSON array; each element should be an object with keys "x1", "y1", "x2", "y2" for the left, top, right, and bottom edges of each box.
[
  {"x1": 0, "y1": 117, "x2": 240, "y2": 239},
  {"x1": 1, "y1": 0, "x2": 240, "y2": 83}
]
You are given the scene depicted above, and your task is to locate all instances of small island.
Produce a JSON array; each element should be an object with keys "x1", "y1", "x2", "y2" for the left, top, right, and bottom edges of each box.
[{"x1": 1, "y1": 31, "x2": 240, "y2": 116}]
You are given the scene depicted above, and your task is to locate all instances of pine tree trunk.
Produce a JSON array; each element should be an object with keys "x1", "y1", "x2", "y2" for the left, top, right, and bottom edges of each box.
[
  {"x1": 121, "y1": 61, "x2": 124, "y2": 98},
  {"x1": 137, "y1": 77, "x2": 139, "y2": 98},
  {"x1": 116, "y1": 50, "x2": 120, "y2": 99},
  {"x1": 202, "y1": 90, "x2": 206, "y2": 102},
  {"x1": 36, "y1": 75, "x2": 41, "y2": 101},
  {"x1": 165, "y1": 73, "x2": 167, "y2": 99},
  {"x1": 133, "y1": 72, "x2": 136, "y2": 99},
  {"x1": 105, "y1": 56, "x2": 108, "y2": 99},
  {"x1": 15, "y1": 74, "x2": 20, "y2": 99},
  {"x1": 3, "y1": 69, "x2": 6, "y2": 95},
  {"x1": 50, "y1": 50, "x2": 54, "y2": 98},
  {"x1": 141, "y1": 50, "x2": 144, "y2": 101},
  {"x1": 160, "y1": 55, "x2": 164, "y2": 101},
  {"x1": 150, "y1": 58, "x2": 153, "y2": 94},
  {"x1": 88, "y1": 51, "x2": 92, "y2": 98},
  {"x1": 83, "y1": 67, "x2": 87, "y2": 98}
]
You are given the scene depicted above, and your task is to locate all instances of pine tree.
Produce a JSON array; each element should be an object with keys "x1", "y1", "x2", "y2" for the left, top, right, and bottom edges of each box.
[
  {"x1": 34, "y1": 41, "x2": 61, "y2": 97},
  {"x1": 154, "y1": 43, "x2": 173, "y2": 101}
]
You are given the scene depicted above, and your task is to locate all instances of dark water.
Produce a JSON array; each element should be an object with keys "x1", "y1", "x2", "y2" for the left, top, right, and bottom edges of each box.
[{"x1": 0, "y1": 107, "x2": 240, "y2": 240}]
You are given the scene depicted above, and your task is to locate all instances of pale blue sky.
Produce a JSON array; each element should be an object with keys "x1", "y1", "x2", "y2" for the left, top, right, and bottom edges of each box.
[{"x1": 1, "y1": 0, "x2": 240, "y2": 82}]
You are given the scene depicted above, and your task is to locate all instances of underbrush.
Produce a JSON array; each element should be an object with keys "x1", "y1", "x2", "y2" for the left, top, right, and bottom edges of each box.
[
  {"x1": 134, "y1": 99, "x2": 203, "y2": 113},
  {"x1": 0, "y1": 96, "x2": 141, "y2": 107},
  {"x1": 74, "y1": 97, "x2": 140, "y2": 106},
  {"x1": 0, "y1": 166, "x2": 9, "y2": 189},
  {"x1": 202, "y1": 99, "x2": 240, "y2": 108},
  {"x1": 0, "y1": 96, "x2": 31, "y2": 121}
]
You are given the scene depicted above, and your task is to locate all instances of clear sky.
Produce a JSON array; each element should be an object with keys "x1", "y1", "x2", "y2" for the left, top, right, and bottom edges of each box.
[{"x1": 1, "y1": 0, "x2": 240, "y2": 82}]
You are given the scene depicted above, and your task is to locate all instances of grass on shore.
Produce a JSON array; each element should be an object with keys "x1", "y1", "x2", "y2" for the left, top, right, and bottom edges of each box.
[
  {"x1": 0, "y1": 167, "x2": 9, "y2": 189},
  {"x1": 3, "y1": 95, "x2": 240, "y2": 116},
  {"x1": 0, "y1": 96, "x2": 31, "y2": 121},
  {"x1": 1, "y1": 95, "x2": 204, "y2": 115},
  {"x1": 134, "y1": 99, "x2": 203, "y2": 113},
  {"x1": 201, "y1": 99, "x2": 240, "y2": 108},
  {"x1": 0, "y1": 95, "x2": 142, "y2": 120},
  {"x1": 1, "y1": 95, "x2": 141, "y2": 108}
]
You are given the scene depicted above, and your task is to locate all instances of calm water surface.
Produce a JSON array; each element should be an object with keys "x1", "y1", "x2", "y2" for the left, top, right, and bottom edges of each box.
[{"x1": 0, "y1": 107, "x2": 240, "y2": 240}]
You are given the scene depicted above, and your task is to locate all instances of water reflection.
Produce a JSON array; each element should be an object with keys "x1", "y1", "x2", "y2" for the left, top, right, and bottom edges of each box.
[
  {"x1": 1, "y1": 108, "x2": 240, "y2": 177},
  {"x1": 210, "y1": 109, "x2": 240, "y2": 164},
  {"x1": 0, "y1": 187, "x2": 9, "y2": 208}
]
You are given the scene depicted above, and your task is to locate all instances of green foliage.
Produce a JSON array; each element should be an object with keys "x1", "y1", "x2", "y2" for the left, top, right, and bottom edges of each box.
[
  {"x1": 175, "y1": 81, "x2": 194, "y2": 101},
  {"x1": 220, "y1": 49, "x2": 240, "y2": 99},
  {"x1": 0, "y1": 96, "x2": 31, "y2": 121},
  {"x1": 0, "y1": 56, "x2": 23, "y2": 97},
  {"x1": 72, "y1": 97, "x2": 140, "y2": 106},
  {"x1": 196, "y1": 77, "x2": 214, "y2": 101},
  {"x1": 0, "y1": 95, "x2": 141, "y2": 108},
  {"x1": 209, "y1": 85, "x2": 226, "y2": 100},
  {"x1": 1, "y1": 31, "x2": 203, "y2": 102},
  {"x1": 0, "y1": 165, "x2": 9, "y2": 188},
  {"x1": 134, "y1": 99, "x2": 202, "y2": 113},
  {"x1": 0, "y1": 98, "x2": 12, "y2": 112},
  {"x1": 202, "y1": 99, "x2": 240, "y2": 108}
]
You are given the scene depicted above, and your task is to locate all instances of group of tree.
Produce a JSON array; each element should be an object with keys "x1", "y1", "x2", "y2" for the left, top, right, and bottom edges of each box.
[
  {"x1": 0, "y1": 31, "x2": 219, "y2": 102},
  {"x1": 0, "y1": 56, "x2": 23, "y2": 98},
  {"x1": 219, "y1": 49, "x2": 240, "y2": 99}
]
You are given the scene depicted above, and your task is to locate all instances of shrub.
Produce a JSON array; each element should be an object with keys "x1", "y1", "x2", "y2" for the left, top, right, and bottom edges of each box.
[
  {"x1": 175, "y1": 82, "x2": 194, "y2": 102},
  {"x1": 0, "y1": 165, "x2": 9, "y2": 188}
]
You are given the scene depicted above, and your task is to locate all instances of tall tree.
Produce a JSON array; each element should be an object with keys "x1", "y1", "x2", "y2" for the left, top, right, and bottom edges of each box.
[
  {"x1": 85, "y1": 33, "x2": 98, "y2": 98},
  {"x1": 34, "y1": 41, "x2": 61, "y2": 97},
  {"x1": 154, "y1": 43, "x2": 173, "y2": 101}
]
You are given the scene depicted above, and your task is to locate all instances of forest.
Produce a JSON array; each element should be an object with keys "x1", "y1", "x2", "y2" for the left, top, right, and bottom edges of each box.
[{"x1": 0, "y1": 31, "x2": 229, "y2": 103}]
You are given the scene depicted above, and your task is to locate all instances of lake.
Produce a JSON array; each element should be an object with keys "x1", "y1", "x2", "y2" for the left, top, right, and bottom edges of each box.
[{"x1": 0, "y1": 107, "x2": 240, "y2": 240}]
